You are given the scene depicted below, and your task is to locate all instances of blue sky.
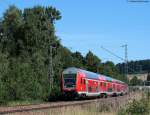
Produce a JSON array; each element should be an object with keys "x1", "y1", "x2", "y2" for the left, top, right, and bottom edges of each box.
[{"x1": 0, "y1": 0, "x2": 150, "y2": 64}]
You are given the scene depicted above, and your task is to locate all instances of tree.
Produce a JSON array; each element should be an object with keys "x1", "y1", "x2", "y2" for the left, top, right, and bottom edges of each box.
[
  {"x1": 130, "y1": 76, "x2": 138, "y2": 86},
  {"x1": 0, "y1": 52, "x2": 9, "y2": 103},
  {"x1": 129, "y1": 76, "x2": 142, "y2": 86},
  {"x1": 146, "y1": 72, "x2": 150, "y2": 86},
  {"x1": 0, "y1": 5, "x2": 62, "y2": 102},
  {"x1": 72, "y1": 51, "x2": 86, "y2": 68},
  {"x1": 0, "y1": 6, "x2": 23, "y2": 56},
  {"x1": 147, "y1": 72, "x2": 150, "y2": 81},
  {"x1": 85, "y1": 51, "x2": 101, "y2": 72},
  {"x1": 116, "y1": 59, "x2": 150, "y2": 74}
]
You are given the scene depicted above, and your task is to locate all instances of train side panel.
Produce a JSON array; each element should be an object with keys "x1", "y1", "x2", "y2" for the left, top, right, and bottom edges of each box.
[
  {"x1": 76, "y1": 72, "x2": 87, "y2": 96},
  {"x1": 86, "y1": 79, "x2": 99, "y2": 96}
]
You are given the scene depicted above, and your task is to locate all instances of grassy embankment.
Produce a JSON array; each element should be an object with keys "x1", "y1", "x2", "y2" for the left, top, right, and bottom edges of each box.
[{"x1": 6, "y1": 91, "x2": 146, "y2": 115}]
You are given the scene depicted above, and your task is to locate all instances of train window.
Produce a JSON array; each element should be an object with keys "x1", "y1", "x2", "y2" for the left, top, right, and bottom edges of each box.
[
  {"x1": 81, "y1": 78, "x2": 82, "y2": 84},
  {"x1": 63, "y1": 74, "x2": 76, "y2": 88},
  {"x1": 84, "y1": 79, "x2": 86, "y2": 84},
  {"x1": 113, "y1": 84, "x2": 115, "y2": 88},
  {"x1": 81, "y1": 78, "x2": 86, "y2": 85},
  {"x1": 88, "y1": 86, "x2": 92, "y2": 92},
  {"x1": 93, "y1": 81, "x2": 95, "y2": 84},
  {"x1": 104, "y1": 83, "x2": 106, "y2": 87},
  {"x1": 100, "y1": 82, "x2": 103, "y2": 86},
  {"x1": 108, "y1": 87, "x2": 112, "y2": 92},
  {"x1": 96, "y1": 87, "x2": 98, "y2": 92}
]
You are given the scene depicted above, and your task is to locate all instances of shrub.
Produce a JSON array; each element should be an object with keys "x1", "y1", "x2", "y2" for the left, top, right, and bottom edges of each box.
[{"x1": 118, "y1": 98, "x2": 149, "y2": 115}]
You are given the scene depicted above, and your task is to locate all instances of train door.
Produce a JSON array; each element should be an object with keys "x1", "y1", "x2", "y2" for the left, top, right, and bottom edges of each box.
[
  {"x1": 100, "y1": 81, "x2": 103, "y2": 92},
  {"x1": 103, "y1": 82, "x2": 108, "y2": 92},
  {"x1": 117, "y1": 84, "x2": 120, "y2": 93},
  {"x1": 82, "y1": 78, "x2": 86, "y2": 92},
  {"x1": 107, "y1": 82, "x2": 112, "y2": 93},
  {"x1": 88, "y1": 80, "x2": 93, "y2": 93},
  {"x1": 94, "y1": 81, "x2": 99, "y2": 93},
  {"x1": 80, "y1": 77, "x2": 86, "y2": 92},
  {"x1": 112, "y1": 83, "x2": 116, "y2": 92},
  {"x1": 86, "y1": 79, "x2": 88, "y2": 93},
  {"x1": 98, "y1": 81, "x2": 100, "y2": 92}
]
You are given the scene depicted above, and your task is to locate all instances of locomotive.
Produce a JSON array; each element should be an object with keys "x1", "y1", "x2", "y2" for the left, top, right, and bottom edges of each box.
[{"x1": 61, "y1": 67, "x2": 128, "y2": 98}]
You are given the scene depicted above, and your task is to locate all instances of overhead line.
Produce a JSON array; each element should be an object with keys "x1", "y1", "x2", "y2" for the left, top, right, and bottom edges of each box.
[{"x1": 101, "y1": 46, "x2": 137, "y2": 74}]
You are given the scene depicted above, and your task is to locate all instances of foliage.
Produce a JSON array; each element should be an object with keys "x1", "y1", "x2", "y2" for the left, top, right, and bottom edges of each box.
[
  {"x1": 0, "y1": 52, "x2": 9, "y2": 104},
  {"x1": 0, "y1": 5, "x2": 61, "y2": 103},
  {"x1": 147, "y1": 72, "x2": 150, "y2": 81},
  {"x1": 118, "y1": 97, "x2": 150, "y2": 115},
  {"x1": 85, "y1": 51, "x2": 101, "y2": 72},
  {"x1": 129, "y1": 76, "x2": 143, "y2": 86},
  {"x1": 117, "y1": 59, "x2": 150, "y2": 74}
]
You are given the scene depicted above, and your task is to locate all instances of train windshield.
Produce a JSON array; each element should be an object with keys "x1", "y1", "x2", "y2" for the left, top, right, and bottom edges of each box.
[{"x1": 63, "y1": 74, "x2": 76, "y2": 88}]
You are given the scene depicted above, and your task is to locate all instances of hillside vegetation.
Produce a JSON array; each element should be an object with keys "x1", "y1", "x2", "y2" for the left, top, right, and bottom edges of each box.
[{"x1": 117, "y1": 60, "x2": 150, "y2": 74}]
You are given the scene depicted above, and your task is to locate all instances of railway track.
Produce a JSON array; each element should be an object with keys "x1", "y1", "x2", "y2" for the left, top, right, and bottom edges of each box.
[{"x1": 0, "y1": 92, "x2": 141, "y2": 114}]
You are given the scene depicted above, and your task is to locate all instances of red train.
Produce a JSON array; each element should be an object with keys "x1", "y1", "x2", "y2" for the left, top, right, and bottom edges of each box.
[{"x1": 61, "y1": 67, "x2": 128, "y2": 98}]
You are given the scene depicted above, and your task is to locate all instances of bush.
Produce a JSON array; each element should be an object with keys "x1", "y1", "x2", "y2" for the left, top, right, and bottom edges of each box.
[{"x1": 118, "y1": 98, "x2": 149, "y2": 115}]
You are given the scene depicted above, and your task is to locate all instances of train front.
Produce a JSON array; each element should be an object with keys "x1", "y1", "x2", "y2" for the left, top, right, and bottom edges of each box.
[{"x1": 61, "y1": 68, "x2": 78, "y2": 98}]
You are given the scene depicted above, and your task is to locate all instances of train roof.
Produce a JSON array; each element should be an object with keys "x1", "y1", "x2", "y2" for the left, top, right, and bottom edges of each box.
[{"x1": 63, "y1": 67, "x2": 125, "y2": 84}]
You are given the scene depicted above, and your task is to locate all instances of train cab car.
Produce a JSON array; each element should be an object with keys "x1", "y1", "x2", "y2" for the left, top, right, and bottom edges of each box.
[
  {"x1": 61, "y1": 67, "x2": 128, "y2": 99},
  {"x1": 62, "y1": 70, "x2": 77, "y2": 98},
  {"x1": 62, "y1": 67, "x2": 100, "y2": 98}
]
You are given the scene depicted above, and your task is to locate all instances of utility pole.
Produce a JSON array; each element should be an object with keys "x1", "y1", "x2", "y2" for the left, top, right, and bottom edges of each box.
[
  {"x1": 49, "y1": 45, "x2": 53, "y2": 90},
  {"x1": 121, "y1": 44, "x2": 128, "y2": 77},
  {"x1": 48, "y1": 13, "x2": 55, "y2": 92}
]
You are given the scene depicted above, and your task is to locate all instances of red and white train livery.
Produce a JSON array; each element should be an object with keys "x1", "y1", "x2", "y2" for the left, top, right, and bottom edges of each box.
[{"x1": 61, "y1": 67, "x2": 128, "y2": 98}]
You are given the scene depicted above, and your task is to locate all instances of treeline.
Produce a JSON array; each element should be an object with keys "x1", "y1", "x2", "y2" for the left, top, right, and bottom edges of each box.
[
  {"x1": 0, "y1": 6, "x2": 126, "y2": 104},
  {"x1": 116, "y1": 59, "x2": 150, "y2": 74}
]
